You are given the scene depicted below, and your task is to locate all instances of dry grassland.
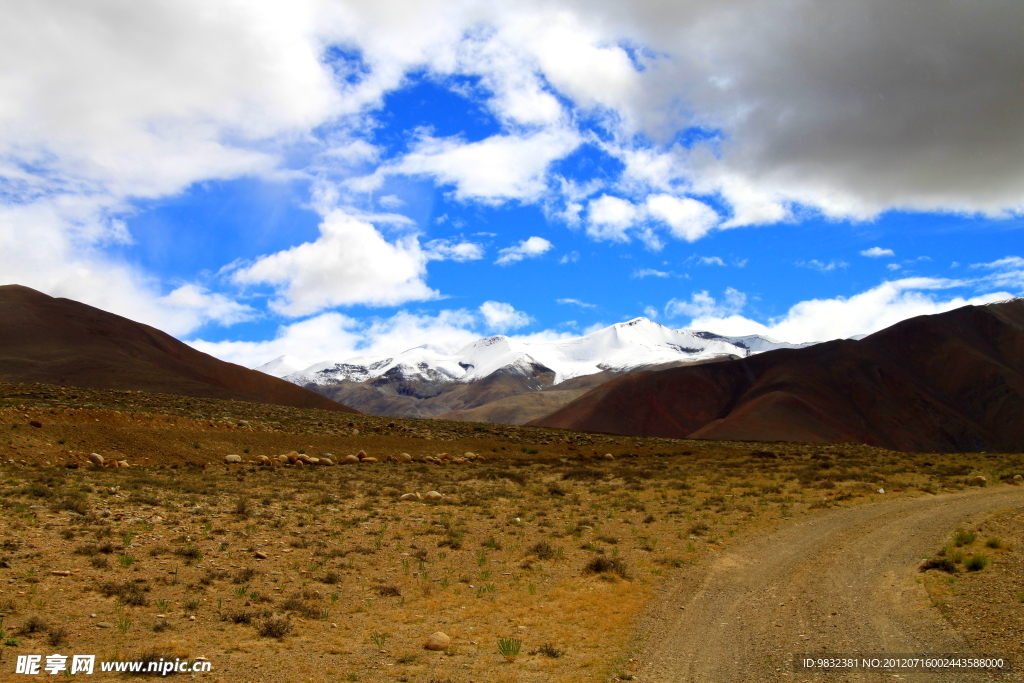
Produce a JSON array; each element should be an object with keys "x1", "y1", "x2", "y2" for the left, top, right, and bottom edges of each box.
[{"x1": 0, "y1": 382, "x2": 1019, "y2": 682}]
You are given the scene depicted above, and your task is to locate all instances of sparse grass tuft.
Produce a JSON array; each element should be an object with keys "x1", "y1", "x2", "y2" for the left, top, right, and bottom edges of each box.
[
  {"x1": 583, "y1": 556, "x2": 630, "y2": 579},
  {"x1": 965, "y1": 555, "x2": 989, "y2": 572}
]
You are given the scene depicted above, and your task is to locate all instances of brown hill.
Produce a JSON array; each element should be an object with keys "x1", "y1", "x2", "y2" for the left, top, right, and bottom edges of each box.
[
  {"x1": 0, "y1": 284, "x2": 355, "y2": 412},
  {"x1": 529, "y1": 300, "x2": 1024, "y2": 453}
]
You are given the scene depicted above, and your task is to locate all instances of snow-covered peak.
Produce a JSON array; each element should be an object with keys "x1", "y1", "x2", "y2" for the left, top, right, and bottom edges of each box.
[
  {"x1": 268, "y1": 318, "x2": 813, "y2": 387},
  {"x1": 253, "y1": 355, "x2": 310, "y2": 378}
]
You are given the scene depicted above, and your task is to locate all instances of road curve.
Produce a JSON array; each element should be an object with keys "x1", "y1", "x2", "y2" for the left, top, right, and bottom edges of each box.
[{"x1": 636, "y1": 486, "x2": 1024, "y2": 682}]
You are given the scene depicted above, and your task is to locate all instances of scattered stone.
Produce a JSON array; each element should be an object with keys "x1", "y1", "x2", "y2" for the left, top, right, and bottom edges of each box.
[
  {"x1": 400, "y1": 493, "x2": 422, "y2": 501},
  {"x1": 29, "y1": 420, "x2": 42, "y2": 428},
  {"x1": 604, "y1": 453, "x2": 615, "y2": 461},
  {"x1": 50, "y1": 570, "x2": 71, "y2": 577},
  {"x1": 1014, "y1": 475, "x2": 1023, "y2": 485},
  {"x1": 237, "y1": 420, "x2": 250, "y2": 427},
  {"x1": 116, "y1": 460, "x2": 129, "y2": 468},
  {"x1": 356, "y1": 450, "x2": 368, "y2": 459},
  {"x1": 423, "y1": 491, "x2": 443, "y2": 501},
  {"x1": 87, "y1": 453, "x2": 104, "y2": 466},
  {"x1": 319, "y1": 457, "x2": 334, "y2": 466},
  {"x1": 360, "y1": 457, "x2": 378, "y2": 464},
  {"x1": 424, "y1": 632, "x2": 450, "y2": 651},
  {"x1": 968, "y1": 475, "x2": 987, "y2": 487},
  {"x1": 96, "y1": 622, "x2": 114, "y2": 629},
  {"x1": 257, "y1": 455, "x2": 272, "y2": 465},
  {"x1": 254, "y1": 551, "x2": 268, "y2": 560},
  {"x1": 341, "y1": 454, "x2": 360, "y2": 464},
  {"x1": 398, "y1": 453, "x2": 413, "y2": 463},
  {"x1": 351, "y1": 428, "x2": 359, "y2": 436},
  {"x1": 224, "y1": 454, "x2": 242, "y2": 464}
]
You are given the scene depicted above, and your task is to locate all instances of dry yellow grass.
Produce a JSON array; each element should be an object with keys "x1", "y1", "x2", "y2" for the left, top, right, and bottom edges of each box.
[{"x1": 0, "y1": 382, "x2": 1019, "y2": 681}]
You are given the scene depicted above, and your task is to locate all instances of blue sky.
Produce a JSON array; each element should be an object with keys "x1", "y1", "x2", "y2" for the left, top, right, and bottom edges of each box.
[{"x1": 2, "y1": 1, "x2": 1022, "y2": 369}]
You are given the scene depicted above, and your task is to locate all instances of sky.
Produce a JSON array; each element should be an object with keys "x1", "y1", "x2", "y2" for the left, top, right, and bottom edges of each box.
[{"x1": 2, "y1": 0, "x2": 1023, "y2": 370}]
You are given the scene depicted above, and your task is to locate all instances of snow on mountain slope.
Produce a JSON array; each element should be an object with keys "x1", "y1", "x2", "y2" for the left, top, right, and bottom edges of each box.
[
  {"x1": 266, "y1": 318, "x2": 812, "y2": 388},
  {"x1": 253, "y1": 355, "x2": 311, "y2": 379}
]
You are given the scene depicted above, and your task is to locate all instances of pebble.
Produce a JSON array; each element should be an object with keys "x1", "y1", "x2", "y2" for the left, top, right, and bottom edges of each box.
[
  {"x1": 423, "y1": 491, "x2": 443, "y2": 501},
  {"x1": 254, "y1": 551, "x2": 268, "y2": 560},
  {"x1": 424, "y1": 632, "x2": 450, "y2": 651},
  {"x1": 223, "y1": 454, "x2": 242, "y2": 464},
  {"x1": 96, "y1": 622, "x2": 113, "y2": 629}
]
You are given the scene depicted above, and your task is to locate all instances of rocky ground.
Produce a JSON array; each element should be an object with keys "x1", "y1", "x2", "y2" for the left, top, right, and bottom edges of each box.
[{"x1": 0, "y1": 381, "x2": 1018, "y2": 682}]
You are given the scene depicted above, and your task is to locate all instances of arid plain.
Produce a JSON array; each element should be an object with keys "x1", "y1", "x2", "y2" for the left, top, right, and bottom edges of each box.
[{"x1": 0, "y1": 381, "x2": 1020, "y2": 682}]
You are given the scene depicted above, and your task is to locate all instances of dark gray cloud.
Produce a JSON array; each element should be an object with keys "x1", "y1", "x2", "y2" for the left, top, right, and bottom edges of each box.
[{"x1": 597, "y1": 0, "x2": 1024, "y2": 216}]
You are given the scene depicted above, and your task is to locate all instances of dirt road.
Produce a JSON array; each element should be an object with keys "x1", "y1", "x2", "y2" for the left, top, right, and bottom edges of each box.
[{"x1": 637, "y1": 486, "x2": 1024, "y2": 682}]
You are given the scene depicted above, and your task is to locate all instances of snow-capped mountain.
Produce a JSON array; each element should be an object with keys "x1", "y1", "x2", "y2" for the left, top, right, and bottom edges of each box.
[{"x1": 259, "y1": 317, "x2": 811, "y2": 388}]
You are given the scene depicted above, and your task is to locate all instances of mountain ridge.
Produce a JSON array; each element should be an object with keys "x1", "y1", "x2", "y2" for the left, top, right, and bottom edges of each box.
[
  {"x1": 0, "y1": 284, "x2": 356, "y2": 413},
  {"x1": 528, "y1": 300, "x2": 1024, "y2": 453}
]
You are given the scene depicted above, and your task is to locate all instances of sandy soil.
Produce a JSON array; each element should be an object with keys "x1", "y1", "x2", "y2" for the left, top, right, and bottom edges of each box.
[{"x1": 634, "y1": 486, "x2": 1024, "y2": 682}]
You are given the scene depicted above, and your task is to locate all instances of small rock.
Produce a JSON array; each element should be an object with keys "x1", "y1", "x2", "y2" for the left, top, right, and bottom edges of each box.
[
  {"x1": 237, "y1": 420, "x2": 250, "y2": 427},
  {"x1": 29, "y1": 420, "x2": 42, "y2": 428},
  {"x1": 96, "y1": 622, "x2": 114, "y2": 629},
  {"x1": 224, "y1": 454, "x2": 242, "y2": 464},
  {"x1": 603, "y1": 453, "x2": 615, "y2": 461},
  {"x1": 254, "y1": 551, "x2": 268, "y2": 559},
  {"x1": 87, "y1": 453, "x2": 104, "y2": 466},
  {"x1": 360, "y1": 457, "x2": 378, "y2": 464},
  {"x1": 319, "y1": 457, "x2": 334, "y2": 466},
  {"x1": 189, "y1": 615, "x2": 196, "y2": 621},
  {"x1": 968, "y1": 475, "x2": 987, "y2": 487},
  {"x1": 1014, "y1": 474, "x2": 1023, "y2": 485},
  {"x1": 117, "y1": 460, "x2": 129, "y2": 468},
  {"x1": 341, "y1": 454, "x2": 360, "y2": 464},
  {"x1": 357, "y1": 450, "x2": 368, "y2": 459},
  {"x1": 50, "y1": 570, "x2": 71, "y2": 577},
  {"x1": 351, "y1": 428, "x2": 359, "y2": 436},
  {"x1": 424, "y1": 632, "x2": 450, "y2": 651},
  {"x1": 400, "y1": 493, "x2": 421, "y2": 501},
  {"x1": 423, "y1": 491, "x2": 443, "y2": 501},
  {"x1": 398, "y1": 453, "x2": 413, "y2": 463}
]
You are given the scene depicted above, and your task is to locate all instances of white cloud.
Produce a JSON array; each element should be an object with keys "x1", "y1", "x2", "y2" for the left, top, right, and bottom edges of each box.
[
  {"x1": 970, "y1": 255, "x2": 1024, "y2": 291},
  {"x1": 685, "y1": 278, "x2": 1010, "y2": 342},
  {"x1": 797, "y1": 259, "x2": 848, "y2": 273},
  {"x1": 697, "y1": 256, "x2": 725, "y2": 266},
  {"x1": 385, "y1": 129, "x2": 581, "y2": 203},
  {"x1": 665, "y1": 288, "x2": 746, "y2": 319},
  {"x1": 887, "y1": 263, "x2": 902, "y2": 271},
  {"x1": 645, "y1": 194, "x2": 720, "y2": 241},
  {"x1": 495, "y1": 236, "x2": 553, "y2": 265},
  {"x1": 231, "y1": 210, "x2": 438, "y2": 317},
  {"x1": 861, "y1": 247, "x2": 895, "y2": 258},
  {"x1": 633, "y1": 268, "x2": 670, "y2": 278},
  {"x1": 559, "y1": 251, "x2": 580, "y2": 264},
  {"x1": 643, "y1": 305, "x2": 659, "y2": 320},
  {"x1": 478, "y1": 301, "x2": 532, "y2": 332},
  {"x1": 378, "y1": 194, "x2": 405, "y2": 209},
  {"x1": 190, "y1": 308, "x2": 481, "y2": 371},
  {"x1": 424, "y1": 238, "x2": 485, "y2": 262},
  {"x1": 557, "y1": 298, "x2": 596, "y2": 309},
  {"x1": 586, "y1": 195, "x2": 640, "y2": 242}
]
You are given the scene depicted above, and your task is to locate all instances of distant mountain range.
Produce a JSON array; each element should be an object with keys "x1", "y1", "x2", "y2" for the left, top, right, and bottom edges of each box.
[
  {"x1": 0, "y1": 285, "x2": 355, "y2": 413},
  {"x1": 258, "y1": 318, "x2": 811, "y2": 422},
  {"x1": 530, "y1": 299, "x2": 1024, "y2": 453}
]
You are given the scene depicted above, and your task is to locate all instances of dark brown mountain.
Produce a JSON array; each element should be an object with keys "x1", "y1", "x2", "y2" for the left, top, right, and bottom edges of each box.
[
  {"x1": 529, "y1": 300, "x2": 1024, "y2": 453},
  {"x1": 0, "y1": 284, "x2": 355, "y2": 412}
]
